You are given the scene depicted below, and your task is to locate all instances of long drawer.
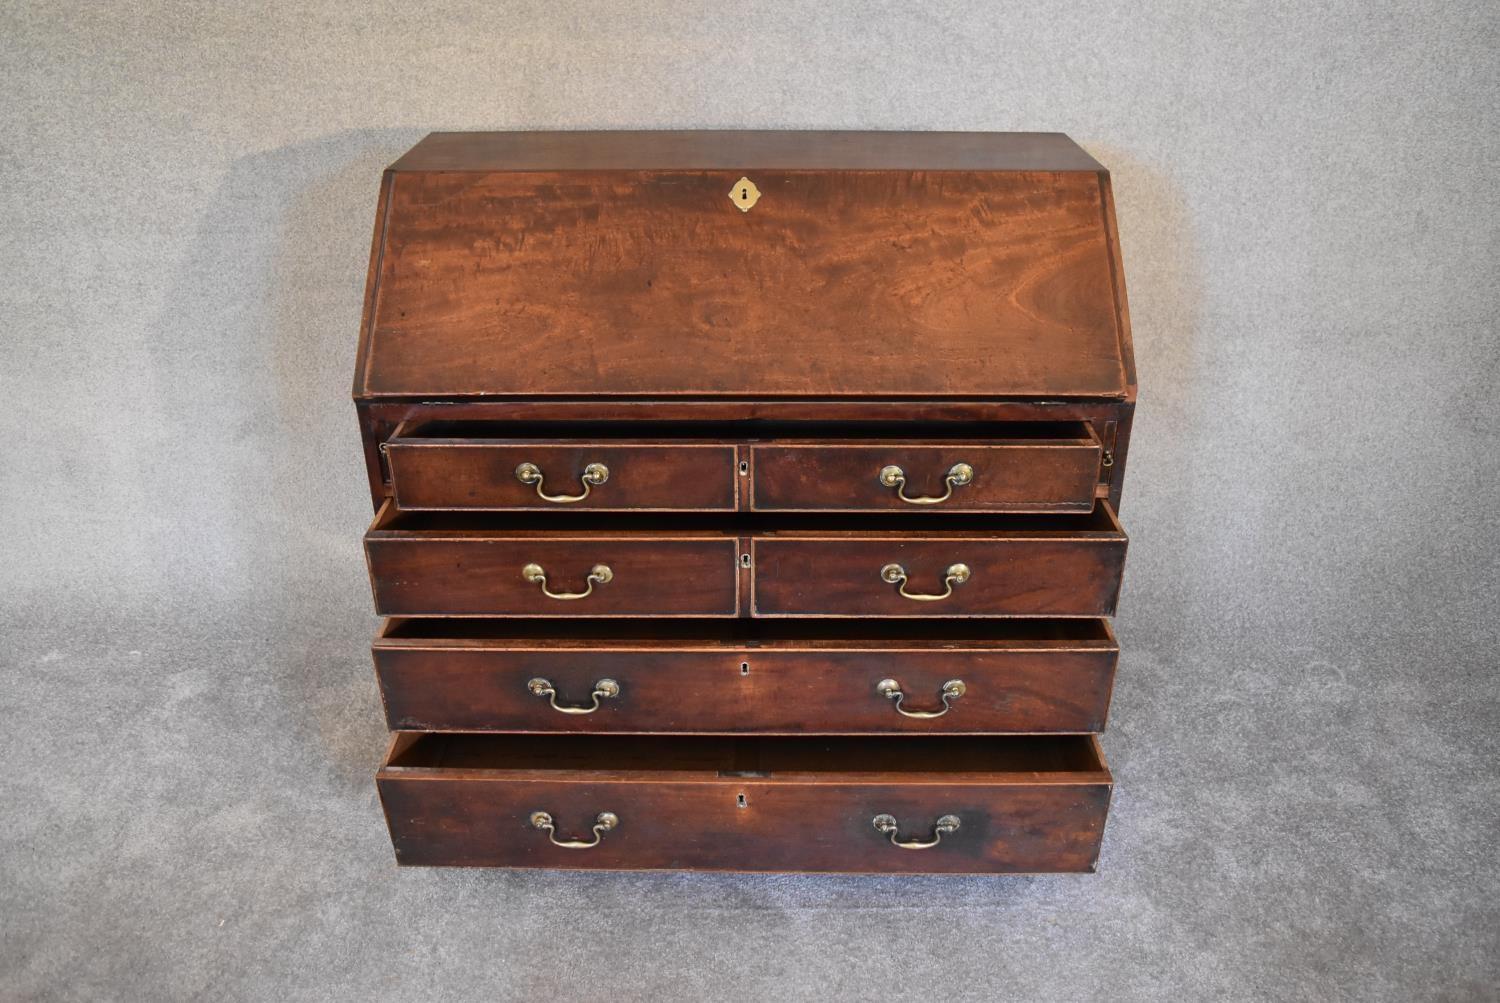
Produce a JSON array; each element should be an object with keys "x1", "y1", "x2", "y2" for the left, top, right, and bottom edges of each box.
[
  {"x1": 377, "y1": 734, "x2": 1112, "y2": 873},
  {"x1": 363, "y1": 504, "x2": 1126, "y2": 618},
  {"x1": 381, "y1": 421, "x2": 1103, "y2": 514},
  {"x1": 374, "y1": 619, "x2": 1118, "y2": 734}
]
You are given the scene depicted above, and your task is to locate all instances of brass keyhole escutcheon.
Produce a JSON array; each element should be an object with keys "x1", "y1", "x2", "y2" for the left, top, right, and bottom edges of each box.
[{"x1": 730, "y1": 176, "x2": 761, "y2": 212}]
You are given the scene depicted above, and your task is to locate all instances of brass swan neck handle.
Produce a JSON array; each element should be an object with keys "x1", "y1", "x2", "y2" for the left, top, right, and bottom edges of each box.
[
  {"x1": 878, "y1": 462, "x2": 973, "y2": 505},
  {"x1": 527, "y1": 677, "x2": 620, "y2": 714},
  {"x1": 522, "y1": 562, "x2": 612, "y2": 600},
  {"x1": 880, "y1": 562, "x2": 970, "y2": 602},
  {"x1": 871, "y1": 813, "x2": 962, "y2": 849},
  {"x1": 530, "y1": 811, "x2": 618, "y2": 849},
  {"x1": 876, "y1": 678, "x2": 966, "y2": 718},
  {"x1": 515, "y1": 461, "x2": 609, "y2": 503}
]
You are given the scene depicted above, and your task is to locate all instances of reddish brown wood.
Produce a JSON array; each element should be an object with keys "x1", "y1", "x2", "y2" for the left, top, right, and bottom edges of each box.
[
  {"x1": 373, "y1": 619, "x2": 1118, "y2": 734},
  {"x1": 355, "y1": 399, "x2": 1136, "y2": 515},
  {"x1": 364, "y1": 504, "x2": 741, "y2": 617},
  {"x1": 364, "y1": 505, "x2": 1124, "y2": 619},
  {"x1": 355, "y1": 134, "x2": 1132, "y2": 400},
  {"x1": 377, "y1": 734, "x2": 1111, "y2": 872},
  {"x1": 388, "y1": 130, "x2": 1107, "y2": 173},
  {"x1": 386, "y1": 437, "x2": 738, "y2": 512},
  {"x1": 750, "y1": 428, "x2": 1101, "y2": 513},
  {"x1": 353, "y1": 132, "x2": 1138, "y2": 874},
  {"x1": 752, "y1": 505, "x2": 1126, "y2": 618}
]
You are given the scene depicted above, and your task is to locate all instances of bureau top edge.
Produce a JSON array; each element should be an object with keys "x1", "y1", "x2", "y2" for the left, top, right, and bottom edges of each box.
[{"x1": 388, "y1": 130, "x2": 1108, "y2": 173}]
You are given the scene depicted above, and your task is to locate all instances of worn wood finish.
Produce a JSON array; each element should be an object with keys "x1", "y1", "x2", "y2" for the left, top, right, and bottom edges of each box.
[
  {"x1": 387, "y1": 437, "x2": 738, "y2": 512},
  {"x1": 365, "y1": 506, "x2": 1124, "y2": 618},
  {"x1": 365, "y1": 503, "x2": 740, "y2": 617},
  {"x1": 750, "y1": 430, "x2": 1101, "y2": 513},
  {"x1": 356, "y1": 399, "x2": 1137, "y2": 514},
  {"x1": 388, "y1": 130, "x2": 1108, "y2": 173},
  {"x1": 753, "y1": 504, "x2": 1126, "y2": 618},
  {"x1": 356, "y1": 141, "x2": 1132, "y2": 400},
  {"x1": 354, "y1": 131, "x2": 1138, "y2": 874},
  {"x1": 373, "y1": 619, "x2": 1118, "y2": 734},
  {"x1": 377, "y1": 734, "x2": 1111, "y2": 872}
]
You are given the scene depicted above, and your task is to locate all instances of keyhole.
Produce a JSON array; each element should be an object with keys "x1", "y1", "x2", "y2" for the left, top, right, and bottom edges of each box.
[
  {"x1": 737, "y1": 793, "x2": 747, "y2": 809},
  {"x1": 741, "y1": 188, "x2": 748, "y2": 201},
  {"x1": 740, "y1": 553, "x2": 751, "y2": 568},
  {"x1": 740, "y1": 661, "x2": 750, "y2": 675}
]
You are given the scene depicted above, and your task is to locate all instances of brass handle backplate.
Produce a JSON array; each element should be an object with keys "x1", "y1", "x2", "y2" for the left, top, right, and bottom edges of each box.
[
  {"x1": 522, "y1": 562, "x2": 613, "y2": 601},
  {"x1": 871, "y1": 813, "x2": 962, "y2": 849},
  {"x1": 515, "y1": 461, "x2": 609, "y2": 503},
  {"x1": 878, "y1": 462, "x2": 973, "y2": 505},
  {"x1": 530, "y1": 810, "x2": 618, "y2": 849},
  {"x1": 880, "y1": 562, "x2": 970, "y2": 602},
  {"x1": 528, "y1": 676, "x2": 620, "y2": 714},
  {"x1": 876, "y1": 678, "x2": 966, "y2": 718}
]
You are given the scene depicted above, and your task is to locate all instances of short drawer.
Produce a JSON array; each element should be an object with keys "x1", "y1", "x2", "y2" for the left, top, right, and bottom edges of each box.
[
  {"x1": 751, "y1": 422, "x2": 1101, "y2": 513},
  {"x1": 385, "y1": 423, "x2": 737, "y2": 511},
  {"x1": 377, "y1": 734, "x2": 1112, "y2": 873},
  {"x1": 374, "y1": 619, "x2": 1118, "y2": 734},
  {"x1": 364, "y1": 504, "x2": 739, "y2": 617},
  {"x1": 752, "y1": 504, "x2": 1127, "y2": 617}
]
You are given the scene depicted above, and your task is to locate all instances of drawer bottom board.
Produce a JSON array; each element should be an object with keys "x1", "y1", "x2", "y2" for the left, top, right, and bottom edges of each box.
[{"x1": 378, "y1": 734, "x2": 1111, "y2": 873}]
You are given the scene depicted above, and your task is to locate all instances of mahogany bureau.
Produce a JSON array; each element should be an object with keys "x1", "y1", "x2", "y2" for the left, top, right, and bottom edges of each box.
[{"x1": 356, "y1": 131, "x2": 1135, "y2": 873}]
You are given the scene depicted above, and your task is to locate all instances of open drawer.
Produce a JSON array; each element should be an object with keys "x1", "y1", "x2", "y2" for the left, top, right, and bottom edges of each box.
[
  {"x1": 374, "y1": 618, "x2": 1118, "y2": 734},
  {"x1": 363, "y1": 502, "x2": 742, "y2": 617},
  {"x1": 749, "y1": 421, "x2": 1102, "y2": 513},
  {"x1": 381, "y1": 420, "x2": 1104, "y2": 514},
  {"x1": 752, "y1": 505, "x2": 1127, "y2": 617},
  {"x1": 363, "y1": 504, "x2": 1126, "y2": 618},
  {"x1": 383, "y1": 422, "x2": 739, "y2": 512},
  {"x1": 377, "y1": 733, "x2": 1112, "y2": 872}
]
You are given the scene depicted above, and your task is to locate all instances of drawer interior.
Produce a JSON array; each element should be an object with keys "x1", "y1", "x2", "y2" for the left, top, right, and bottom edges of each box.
[
  {"x1": 368, "y1": 503, "x2": 1123, "y2": 535},
  {"x1": 379, "y1": 616, "x2": 1115, "y2": 645},
  {"x1": 395, "y1": 419, "x2": 1098, "y2": 444},
  {"x1": 384, "y1": 733, "x2": 1108, "y2": 779}
]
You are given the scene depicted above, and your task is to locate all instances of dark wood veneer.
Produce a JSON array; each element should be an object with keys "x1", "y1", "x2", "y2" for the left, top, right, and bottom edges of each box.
[
  {"x1": 355, "y1": 131, "x2": 1136, "y2": 873},
  {"x1": 373, "y1": 618, "x2": 1118, "y2": 734},
  {"x1": 378, "y1": 734, "x2": 1111, "y2": 873}
]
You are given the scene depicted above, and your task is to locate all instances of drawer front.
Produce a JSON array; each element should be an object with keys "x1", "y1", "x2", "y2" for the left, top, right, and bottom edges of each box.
[
  {"x1": 387, "y1": 441, "x2": 737, "y2": 511},
  {"x1": 379, "y1": 779, "x2": 1109, "y2": 873},
  {"x1": 751, "y1": 440, "x2": 1100, "y2": 513},
  {"x1": 365, "y1": 538, "x2": 739, "y2": 616},
  {"x1": 378, "y1": 734, "x2": 1110, "y2": 872},
  {"x1": 752, "y1": 535, "x2": 1125, "y2": 617},
  {"x1": 374, "y1": 641, "x2": 1117, "y2": 734}
]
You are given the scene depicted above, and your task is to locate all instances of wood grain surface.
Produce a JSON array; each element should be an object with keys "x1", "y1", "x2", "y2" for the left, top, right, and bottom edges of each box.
[
  {"x1": 377, "y1": 733, "x2": 1111, "y2": 872},
  {"x1": 373, "y1": 619, "x2": 1118, "y2": 733},
  {"x1": 357, "y1": 166, "x2": 1128, "y2": 398},
  {"x1": 387, "y1": 439, "x2": 738, "y2": 511}
]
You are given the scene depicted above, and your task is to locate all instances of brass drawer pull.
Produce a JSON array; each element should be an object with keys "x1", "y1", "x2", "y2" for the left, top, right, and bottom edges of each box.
[
  {"x1": 880, "y1": 562, "x2": 970, "y2": 601},
  {"x1": 522, "y1": 562, "x2": 613, "y2": 600},
  {"x1": 528, "y1": 676, "x2": 620, "y2": 714},
  {"x1": 515, "y1": 461, "x2": 609, "y2": 503},
  {"x1": 878, "y1": 462, "x2": 973, "y2": 504},
  {"x1": 876, "y1": 678, "x2": 966, "y2": 718},
  {"x1": 871, "y1": 813, "x2": 961, "y2": 849},
  {"x1": 530, "y1": 810, "x2": 618, "y2": 849}
]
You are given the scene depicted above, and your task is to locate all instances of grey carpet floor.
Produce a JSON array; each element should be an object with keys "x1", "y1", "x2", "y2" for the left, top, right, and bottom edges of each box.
[{"x1": 3, "y1": 2, "x2": 1498, "y2": 997}]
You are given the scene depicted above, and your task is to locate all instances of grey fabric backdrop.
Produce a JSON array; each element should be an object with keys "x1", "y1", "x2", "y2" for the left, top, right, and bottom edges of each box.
[{"x1": 2, "y1": 2, "x2": 1496, "y2": 999}]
